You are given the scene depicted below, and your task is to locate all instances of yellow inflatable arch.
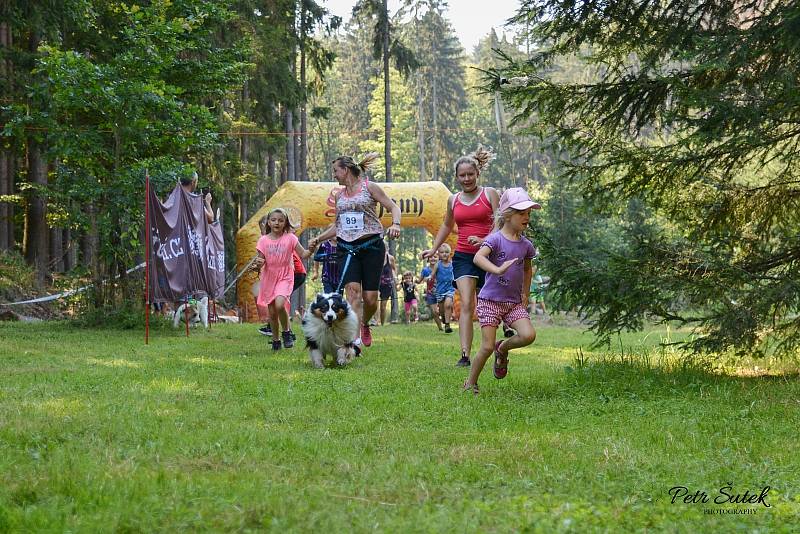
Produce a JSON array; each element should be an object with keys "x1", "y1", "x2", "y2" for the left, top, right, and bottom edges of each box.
[{"x1": 236, "y1": 181, "x2": 456, "y2": 321}]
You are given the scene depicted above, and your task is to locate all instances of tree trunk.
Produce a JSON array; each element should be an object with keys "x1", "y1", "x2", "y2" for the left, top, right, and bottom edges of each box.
[
  {"x1": 25, "y1": 138, "x2": 48, "y2": 284},
  {"x1": 285, "y1": 107, "x2": 295, "y2": 182},
  {"x1": 381, "y1": 0, "x2": 398, "y2": 321},
  {"x1": 267, "y1": 151, "x2": 276, "y2": 195},
  {"x1": 239, "y1": 189, "x2": 249, "y2": 230},
  {"x1": 299, "y1": 76, "x2": 307, "y2": 181},
  {"x1": 416, "y1": 70, "x2": 426, "y2": 181},
  {"x1": 63, "y1": 227, "x2": 75, "y2": 271},
  {"x1": 294, "y1": 108, "x2": 301, "y2": 182},
  {"x1": 49, "y1": 226, "x2": 63, "y2": 273},
  {"x1": 0, "y1": 22, "x2": 11, "y2": 251},
  {"x1": 299, "y1": 5, "x2": 308, "y2": 182},
  {"x1": 267, "y1": 152, "x2": 275, "y2": 181},
  {"x1": 431, "y1": 70, "x2": 438, "y2": 182},
  {"x1": 79, "y1": 202, "x2": 101, "y2": 305},
  {"x1": 238, "y1": 85, "x2": 249, "y2": 222},
  {"x1": 0, "y1": 149, "x2": 10, "y2": 251},
  {"x1": 294, "y1": 6, "x2": 309, "y2": 312},
  {"x1": 224, "y1": 189, "x2": 236, "y2": 228}
]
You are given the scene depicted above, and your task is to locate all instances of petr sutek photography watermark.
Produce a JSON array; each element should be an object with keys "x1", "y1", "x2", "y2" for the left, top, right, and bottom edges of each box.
[{"x1": 668, "y1": 483, "x2": 771, "y2": 515}]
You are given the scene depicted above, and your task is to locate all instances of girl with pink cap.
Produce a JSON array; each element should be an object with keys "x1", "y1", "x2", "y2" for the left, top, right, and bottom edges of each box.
[{"x1": 462, "y1": 187, "x2": 541, "y2": 395}]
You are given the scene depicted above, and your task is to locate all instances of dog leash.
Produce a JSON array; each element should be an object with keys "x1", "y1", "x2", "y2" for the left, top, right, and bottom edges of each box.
[{"x1": 335, "y1": 235, "x2": 384, "y2": 294}]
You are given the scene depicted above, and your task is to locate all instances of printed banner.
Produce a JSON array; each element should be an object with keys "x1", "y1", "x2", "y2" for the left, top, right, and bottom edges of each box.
[
  {"x1": 148, "y1": 184, "x2": 225, "y2": 303},
  {"x1": 235, "y1": 181, "x2": 456, "y2": 321}
]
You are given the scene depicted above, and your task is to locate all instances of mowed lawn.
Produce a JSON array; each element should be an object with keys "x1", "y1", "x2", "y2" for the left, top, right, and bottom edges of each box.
[{"x1": 1, "y1": 318, "x2": 798, "y2": 532}]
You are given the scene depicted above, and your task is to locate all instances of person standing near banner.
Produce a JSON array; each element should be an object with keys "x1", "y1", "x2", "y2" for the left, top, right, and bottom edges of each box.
[
  {"x1": 308, "y1": 153, "x2": 401, "y2": 348},
  {"x1": 165, "y1": 170, "x2": 216, "y2": 316},
  {"x1": 180, "y1": 170, "x2": 214, "y2": 224}
]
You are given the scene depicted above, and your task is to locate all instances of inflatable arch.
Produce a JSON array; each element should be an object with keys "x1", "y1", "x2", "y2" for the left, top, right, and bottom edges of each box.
[{"x1": 236, "y1": 181, "x2": 456, "y2": 321}]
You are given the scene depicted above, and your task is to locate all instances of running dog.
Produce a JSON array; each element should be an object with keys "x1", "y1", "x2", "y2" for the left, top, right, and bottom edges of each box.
[
  {"x1": 172, "y1": 296, "x2": 209, "y2": 329},
  {"x1": 302, "y1": 292, "x2": 361, "y2": 368}
]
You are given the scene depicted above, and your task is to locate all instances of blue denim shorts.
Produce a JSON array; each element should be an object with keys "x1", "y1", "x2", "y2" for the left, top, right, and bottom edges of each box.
[{"x1": 451, "y1": 251, "x2": 486, "y2": 289}]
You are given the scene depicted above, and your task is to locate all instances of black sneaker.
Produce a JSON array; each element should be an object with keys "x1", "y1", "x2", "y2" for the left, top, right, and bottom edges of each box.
[
  {"x1": 271, "y1": 339, "x2": 282, "y2": 351},
  {"x1": 282, "y1": 330, "x2": 295, "y2": 348},
  {"x1": 259, "y1": 324, "x2": 272, "y2": 336},
  {"x1": 503, "y1": 325, "x2": 515, "y2": 338},
  {"x1": 444, "y1": 323, "x2": 453, "y2": 333},
  {"x1": 456, "y1": 354, "x2": 471, "y2": 367}
]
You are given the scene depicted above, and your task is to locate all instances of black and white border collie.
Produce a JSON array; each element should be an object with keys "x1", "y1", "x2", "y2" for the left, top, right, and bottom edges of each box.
[{"x1": 302, "y1": 292, "x2": 361, "y2": 368}]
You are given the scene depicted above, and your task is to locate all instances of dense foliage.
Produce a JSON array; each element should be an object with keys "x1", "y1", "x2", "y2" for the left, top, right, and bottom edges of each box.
[
  {"x1": 492, "y1": 0, "x2": 800, "y2": 356},
  {"x1": 7, "y1": 0, "x2": 793, "y2": 358}
]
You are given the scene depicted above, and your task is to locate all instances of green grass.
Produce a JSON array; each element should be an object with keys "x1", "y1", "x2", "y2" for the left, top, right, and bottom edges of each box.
[{"x1": 1, "y1": 318, "x2": 798, "y2": 532}]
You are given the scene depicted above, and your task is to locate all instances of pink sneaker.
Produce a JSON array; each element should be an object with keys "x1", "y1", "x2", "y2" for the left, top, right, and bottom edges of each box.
[{"x1": 361, "y1": 323, "x2": 372, "y2": 347}]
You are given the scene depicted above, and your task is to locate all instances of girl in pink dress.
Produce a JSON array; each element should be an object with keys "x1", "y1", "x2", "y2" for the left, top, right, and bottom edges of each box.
[{"x1": 254, "y1": 208, "x2": 315, "y2": 351}]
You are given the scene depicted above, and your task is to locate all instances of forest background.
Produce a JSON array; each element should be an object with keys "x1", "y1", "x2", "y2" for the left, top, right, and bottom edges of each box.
[
  {"x1": 0, "y1": 0, "x2": 547, "y2": 311},
  {"x1": 3, "y1": 1, "x2": 799, "y2": 361}
]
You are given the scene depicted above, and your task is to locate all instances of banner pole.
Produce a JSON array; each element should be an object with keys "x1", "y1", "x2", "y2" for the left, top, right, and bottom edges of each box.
[
  {"x1": 145, "y1": 169, "x2": 150, "y2": 345},
  {"x1": 185, "y1": 295, "x2": 190, "y2": 337}
]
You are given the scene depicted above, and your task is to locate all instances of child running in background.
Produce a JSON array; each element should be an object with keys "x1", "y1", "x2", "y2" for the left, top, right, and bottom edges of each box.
[
  {"x1": 463, "y1": 188, "x2": 541, "y2": 395},
  {"x1": 418, "y1": 254, "x2": 442, "y2": 331},
  {"x1": 312, "y1": 237, "x2": 340, "y2": 294},
  {"x1": 253, "y1": 208, "x2": 316, "y2": 351},
  {"x1": 399, "y1": 271, "x2": 419, "y2": 324},
  {"x1": 288, "y1": 246, "x2": 307, "y2": 334},
  {"x1": 377, "y1": 250, "x2": 396, "y2": 326},
  {"x1": 431, "y1": 243, "x2": 455, "y2": 333}
]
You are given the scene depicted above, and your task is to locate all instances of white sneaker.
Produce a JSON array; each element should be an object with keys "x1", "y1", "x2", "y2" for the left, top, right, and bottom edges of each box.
[{"x1": 354, "y1": 337, "x2": 362, "y2": 346}]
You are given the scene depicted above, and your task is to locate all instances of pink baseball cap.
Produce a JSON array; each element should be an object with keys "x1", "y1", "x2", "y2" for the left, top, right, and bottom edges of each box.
[{"x1": 499, "y1": 187, "x2": 542, "y2": 212}]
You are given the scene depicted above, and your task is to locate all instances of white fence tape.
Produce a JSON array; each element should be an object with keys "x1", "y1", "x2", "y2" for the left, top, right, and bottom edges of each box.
[{"x1": 0, "y1": 263, "x2": 145, "y2": 306}]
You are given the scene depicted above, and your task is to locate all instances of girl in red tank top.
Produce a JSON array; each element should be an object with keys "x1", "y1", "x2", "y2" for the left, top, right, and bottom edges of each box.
[
  {"x1": 420, "y1": 146, "x2": 501, "y2": 368},
  {"x1": 453, "y1": 189, "x2": 494, "y2": 255}
]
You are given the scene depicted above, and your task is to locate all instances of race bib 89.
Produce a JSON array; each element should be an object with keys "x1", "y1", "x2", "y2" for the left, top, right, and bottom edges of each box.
[{"x1": 341, "y1": 211, "x2": 364, "y2": 231}]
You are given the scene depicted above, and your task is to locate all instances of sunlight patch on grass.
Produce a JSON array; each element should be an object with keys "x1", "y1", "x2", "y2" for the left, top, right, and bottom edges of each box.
[
  {"x1": 27, "y1": 397, "x2": 84, "y2": 417},
  {"x1": 144, "y1": 378, "x2": 199, "y2": 394},
  {"x1": 183, "y1": 357, "x2": 230, "y2": 366},
  {"x1": 85, "y1": 357, "x2": 141, "y2": 369}
]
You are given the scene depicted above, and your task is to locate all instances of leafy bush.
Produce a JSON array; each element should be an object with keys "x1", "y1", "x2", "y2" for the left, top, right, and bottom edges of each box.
[
  {"x1": 0, "y1": 251, "x2": 36, "y2": 300},
  {"x1": 71, "y1": 301, "x2": 147, "y2": 329}
]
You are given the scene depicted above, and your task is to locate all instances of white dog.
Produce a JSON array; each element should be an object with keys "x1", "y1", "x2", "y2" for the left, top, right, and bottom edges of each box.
[
  {"x1": 172, "y1": 296, "x2": 209, "y2": 329},
  {"x1": 302, "y1": 292, "x2": 361, "y2": 368}
]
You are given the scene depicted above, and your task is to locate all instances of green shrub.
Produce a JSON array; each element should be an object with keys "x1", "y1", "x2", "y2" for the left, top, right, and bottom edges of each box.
[{"x1": 0, "y1": 251, "x2": 35, "y2": 298}]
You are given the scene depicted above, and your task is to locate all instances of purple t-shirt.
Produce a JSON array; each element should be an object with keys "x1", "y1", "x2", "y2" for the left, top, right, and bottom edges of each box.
[{"x1": 477, "y1": 232, "x2": 537, "y2": 303}]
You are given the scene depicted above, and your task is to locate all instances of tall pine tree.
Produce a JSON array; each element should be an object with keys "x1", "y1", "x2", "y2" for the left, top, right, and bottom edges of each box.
[{"x1": 493, "y1": 1, "x2": 800, "y2": 356}]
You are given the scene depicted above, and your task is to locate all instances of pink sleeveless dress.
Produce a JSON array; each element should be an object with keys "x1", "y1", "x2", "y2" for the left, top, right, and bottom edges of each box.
[{"x1": 256, "y1": 232, "x2": 298, "y2": 307}]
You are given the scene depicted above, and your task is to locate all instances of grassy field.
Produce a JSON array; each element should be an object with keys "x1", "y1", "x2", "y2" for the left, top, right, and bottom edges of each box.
[{"x1": 1, "y1": 316, "x2": 798, "y2": 532}]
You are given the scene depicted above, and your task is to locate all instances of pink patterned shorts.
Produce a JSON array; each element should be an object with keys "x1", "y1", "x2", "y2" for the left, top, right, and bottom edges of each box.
[{"x1": 476, "y1": 298, "x2": 530, "y2": 328}]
